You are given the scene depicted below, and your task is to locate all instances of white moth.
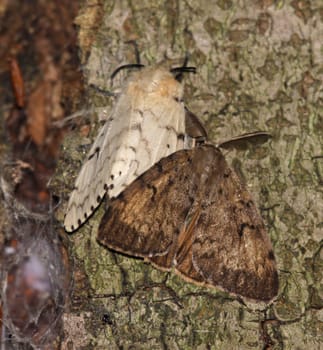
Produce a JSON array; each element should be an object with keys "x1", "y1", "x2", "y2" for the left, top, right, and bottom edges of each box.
[{"x1": 64, "y1": 65, "x2": 192, "y2": 232}]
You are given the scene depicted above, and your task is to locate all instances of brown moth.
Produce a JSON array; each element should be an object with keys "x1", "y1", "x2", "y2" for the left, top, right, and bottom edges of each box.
[{"x1": 97, "y1": 143, "x2": 278, "y2": 302}]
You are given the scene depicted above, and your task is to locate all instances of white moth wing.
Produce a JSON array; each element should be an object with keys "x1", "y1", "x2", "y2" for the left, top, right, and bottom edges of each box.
[{"x1": 64, "y1": 66, "x2": 186, "y2": 232}]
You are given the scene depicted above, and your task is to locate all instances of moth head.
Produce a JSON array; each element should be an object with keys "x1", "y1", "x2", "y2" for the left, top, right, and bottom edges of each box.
[
  {"x1": 112, "y1": 61, "x2": 196, "y2": 102},
  {"x1": 147, "y1": 64, "x2": 196, "y2": 101},
  {"x1": 148, "y1": 67, "x2": 185, "y2": 100}
]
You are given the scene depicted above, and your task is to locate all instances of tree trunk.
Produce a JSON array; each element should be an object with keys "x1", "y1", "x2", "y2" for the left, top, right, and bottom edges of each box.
[{"x1": 1, "y1": 0, "x2": 322, "y2": 349}]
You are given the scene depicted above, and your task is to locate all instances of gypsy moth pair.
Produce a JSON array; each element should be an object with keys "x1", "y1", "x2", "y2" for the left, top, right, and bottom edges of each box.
[{"x1": 64, "y1": 64, "x2": 278, "y2": 302}]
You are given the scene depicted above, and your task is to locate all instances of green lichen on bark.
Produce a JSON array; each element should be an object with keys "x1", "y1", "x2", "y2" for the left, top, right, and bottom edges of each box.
[{"x1": 56, "y1": 0, "x2": 323, "y2": 348}]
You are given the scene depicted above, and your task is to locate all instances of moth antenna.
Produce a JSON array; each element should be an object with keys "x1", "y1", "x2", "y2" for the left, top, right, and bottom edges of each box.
[
  {"x1": 90, "y1": 41, "x2": 143, "y2": 97},
  {"x1": 171, "y1": 54, "x2": 196, "y2": 81},
  {"x1": 110, "y1": 63, "x2": 145, "y2": 81},
  {"x1": 171, "y1": 66, "x2": 196, "y2": 81}
]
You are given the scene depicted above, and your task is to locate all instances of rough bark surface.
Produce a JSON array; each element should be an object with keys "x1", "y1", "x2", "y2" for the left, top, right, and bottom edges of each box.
[
  {"x1": 1, "y1": 0, "x2": 322, "y2": 349},
  {"x1": 57, "y1": 1, "x2": 323, "y2": 349}
]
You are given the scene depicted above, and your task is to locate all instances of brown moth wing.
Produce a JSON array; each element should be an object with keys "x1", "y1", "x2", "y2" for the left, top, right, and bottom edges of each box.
[
  {"x1": 184, "y1": 145, "x2": 278, "y2": 301},
  {"x1": 148, "y1": 146, "x2": 278, "y2": 301},
  {"x1": 217, "y1": 131, "x2": 272, "y2": 149},
  {"x1": 98, "y1": 145, "x2": 278, "y2": 301},
  {"x1": 97, "y1": 151, "x2": 195, "y2": 259},
  {"x1": 148, "y1": 207, "x2": 206, "y2": 283},
  {"x1": 185, "y1": 107, "x2": 207, "y2": 141}
]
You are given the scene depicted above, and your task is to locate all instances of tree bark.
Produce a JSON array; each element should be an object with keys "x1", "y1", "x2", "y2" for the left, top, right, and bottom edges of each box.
[{"x1": 1, "y1": 0, "x2": 322, "y2": 349}]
